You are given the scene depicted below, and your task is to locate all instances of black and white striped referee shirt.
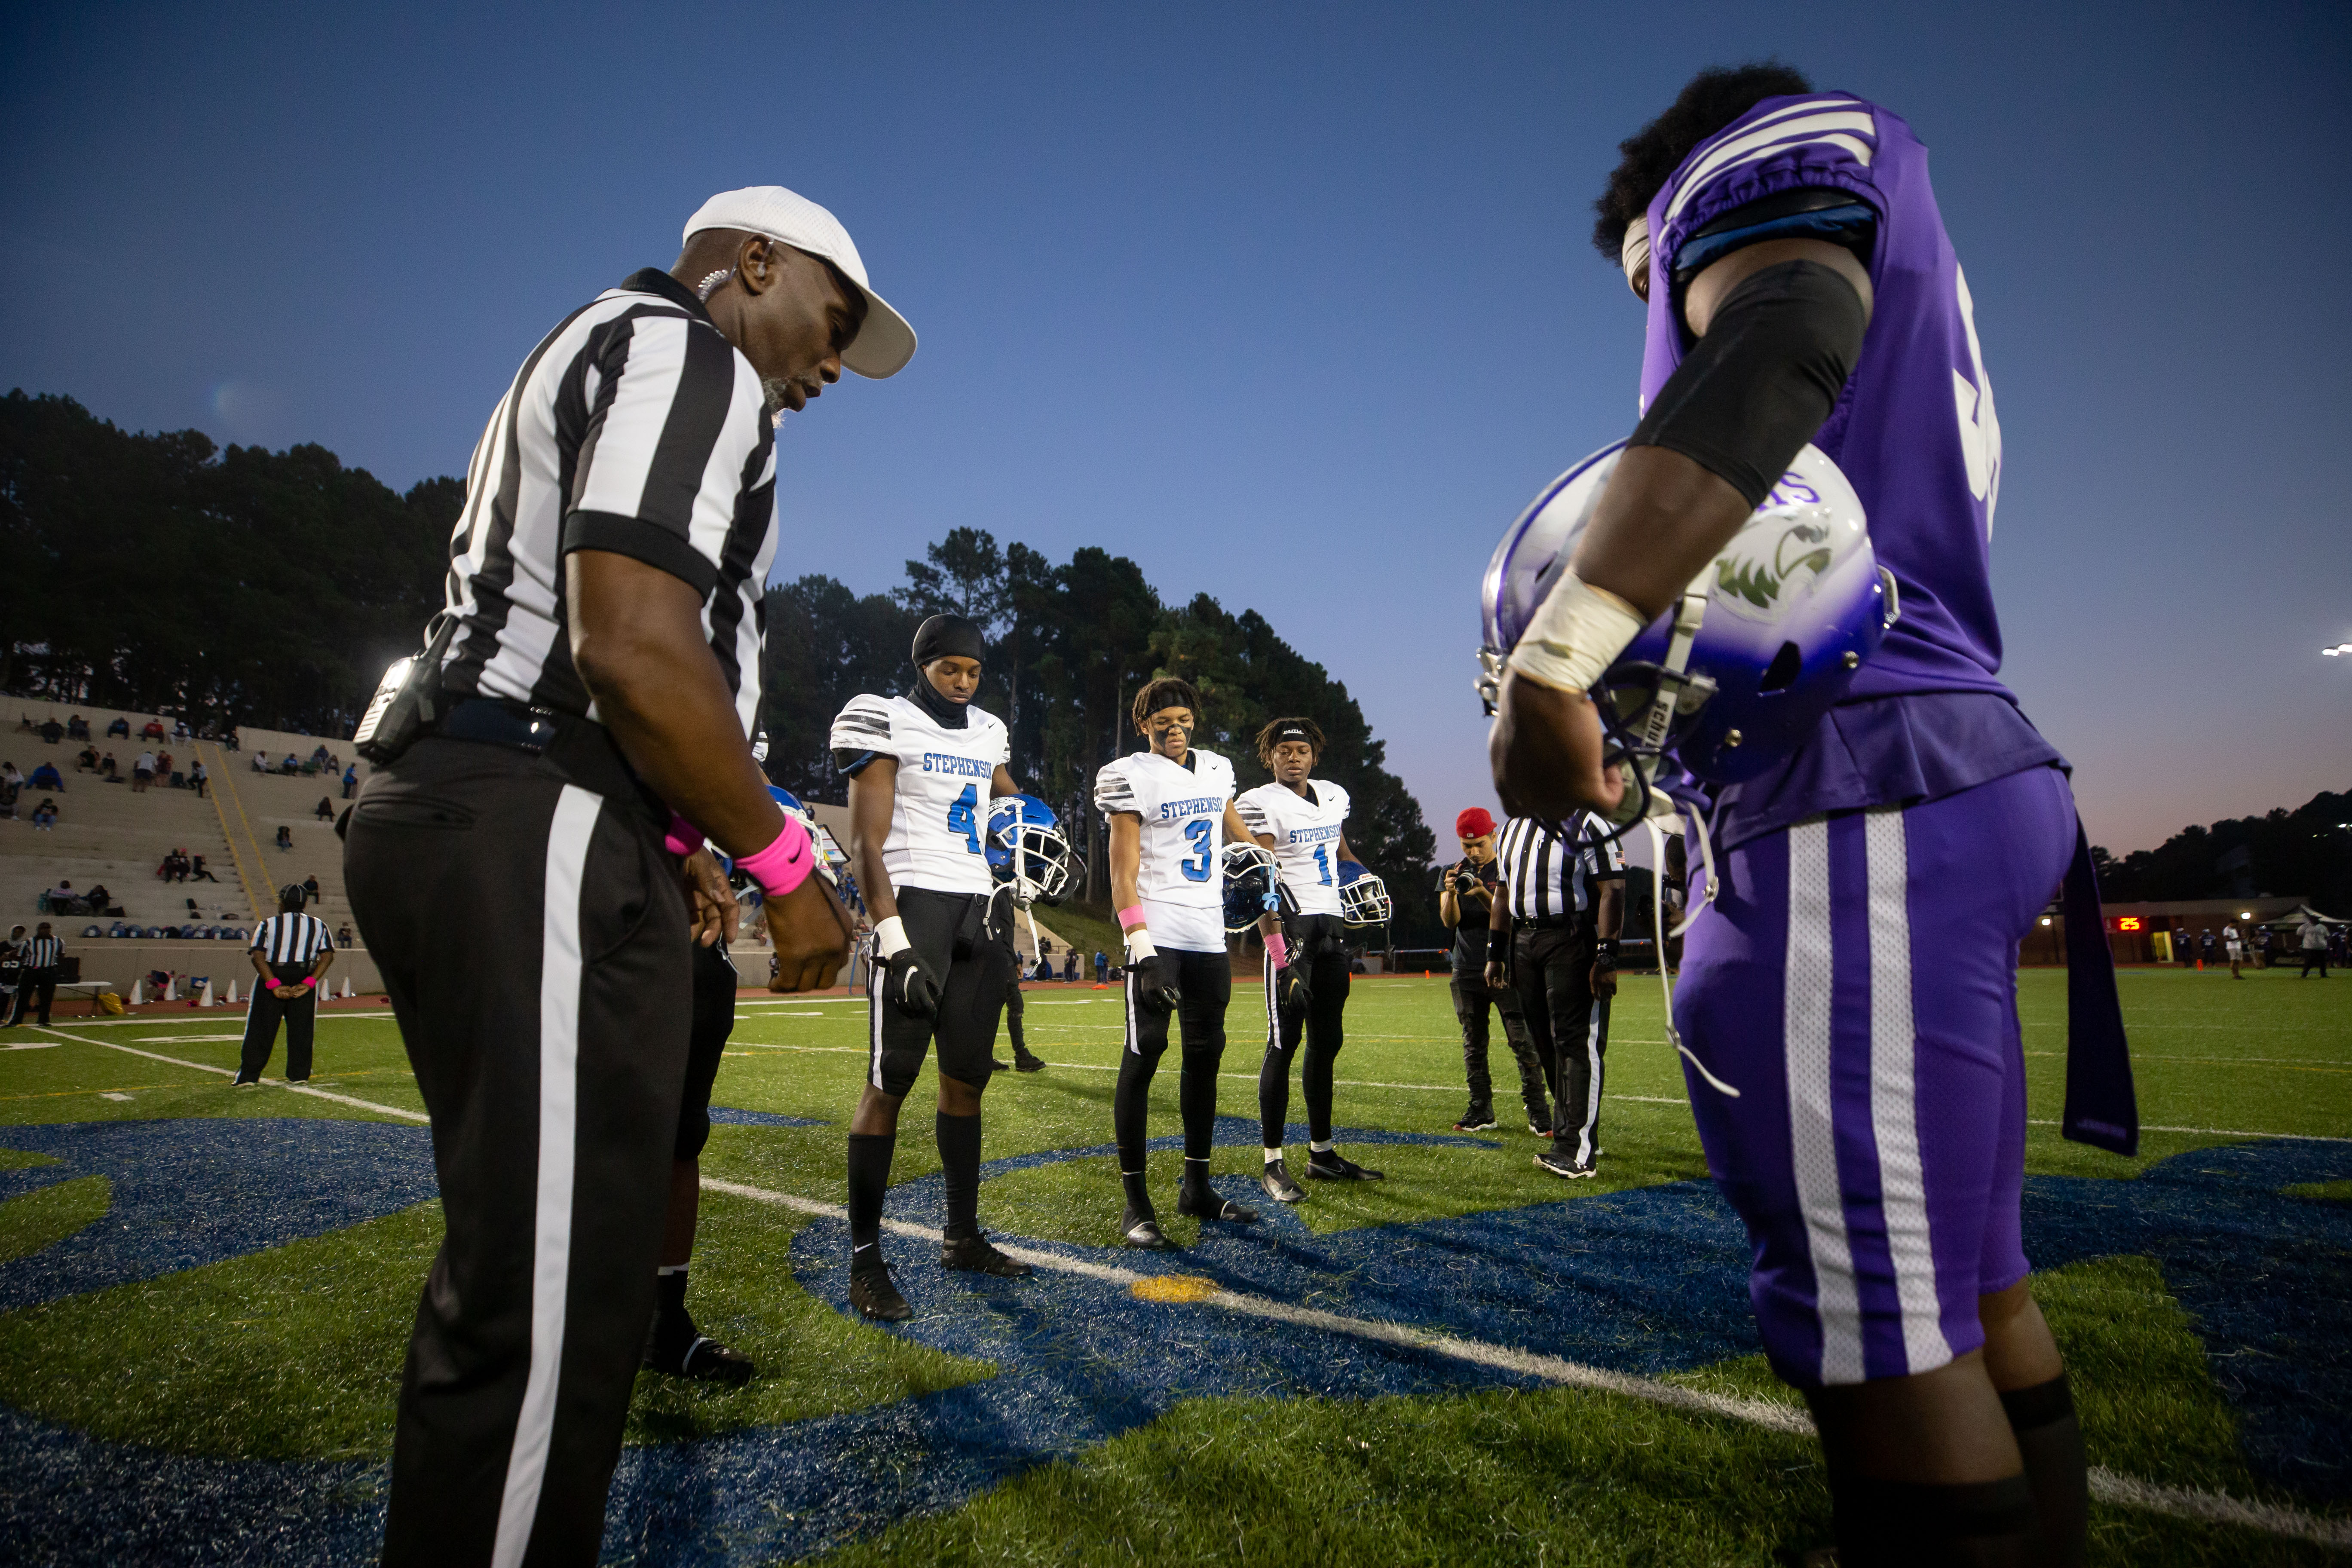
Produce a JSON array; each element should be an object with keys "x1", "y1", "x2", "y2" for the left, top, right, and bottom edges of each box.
[
  {"x1": 20, "y1": 935, "x2": 63, "y2": 970},
  {"x1": 438, "y1": 268, "x2": 780, "y2": 734},
  {"x1": 250, "y1": 913, "x2": 334, "y2": 968},
  {"x1": 1495, "y1": 815, "x2": 1624, "y2": 925}
]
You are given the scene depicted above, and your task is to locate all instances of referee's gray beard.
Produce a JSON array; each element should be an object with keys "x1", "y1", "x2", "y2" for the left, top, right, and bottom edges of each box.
[{"x1": 760, "y1": 377, "x2": 794, "y2": 424}]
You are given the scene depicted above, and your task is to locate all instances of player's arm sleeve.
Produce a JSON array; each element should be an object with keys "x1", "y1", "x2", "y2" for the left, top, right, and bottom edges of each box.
[
  {"x1": 1093, "y1": 760, "x2": 1140, "y2": 818},
  {"x1": 561, "y1": 312, "x2": 760, "y2": 600},
  {"x1": 829, "y1": 695, "x2": 894, "y2": 777}
]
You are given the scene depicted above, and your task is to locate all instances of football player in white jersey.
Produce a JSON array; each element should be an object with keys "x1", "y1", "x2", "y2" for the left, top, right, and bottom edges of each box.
[
  {"x1": 1236, "y1": 718, "x2": 1385, "y2": 1200},
  {"x1": 1095, "y1": 677, "x2": 1263, "y2": 1247},
  {"x1": 827, "y1": 615, "x2": 1036, "y2": 1320}
]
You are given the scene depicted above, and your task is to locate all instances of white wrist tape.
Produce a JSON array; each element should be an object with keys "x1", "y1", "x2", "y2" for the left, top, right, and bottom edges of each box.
[
  {"x1": 874, "y1": 916, "x2": 910, "y2": 961},
  {"x1": 1506, "y1": 573, "x2": 1647, "y2": 694},
  {"x1": 1124, "y1": 931, "x2": 1157, "y2": 963}
]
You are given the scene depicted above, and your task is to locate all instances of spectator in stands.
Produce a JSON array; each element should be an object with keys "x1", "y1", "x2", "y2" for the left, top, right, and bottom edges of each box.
[
  {"x1": 275, "y1": 824, "x2": 294, "y2": 850},
  {"x1": 337, "y1": 921, "x2": 354, "y2": 946},
  {"x1": 67, "y1": 715, "x2": 91, "y2": 741},
  {"x1": 224, "y1": 726, "x2": 240, "y2": 750},
  {"x1": 106, "y1": 717, "x2": 130, "y2": 738},
  {"x1": 99, "y1": 752, "x2": 119, "y2": 781},
  {"x1": 158, "y1": 850, "x2": 187, "y2": 882},
  {"x1": 49, "y1": 880, "x2": 81, "y2": 914},
  {"x1": 156, "y1": 749, "x2": 173, "y2": 780},
  {"x1": 132, "y1": 751, "x2": 156, "y2": 793},
  {"x1": 192, "y1": 854, "x2": 218, "y2": 882},
  {"x1": 315, "y1": 795, "x2": 335, "y2": 821},
  {"x1": 303, "y1": 873, "x2": 322, "y2": 907},
  {"x1": 280, "y1": 753, "x2": 300, "y2": 775},
  {"x1": 38, "y1": 719, "x2": 62, "y2": 744},
  {"x1": 0, "y1": 762, "x2": 19, "y2": 818},
  {"x1": 75, "y1": 745, "x2": 98, "y2": 772},
  {"x1": 86, "y1": 883, "x2": 116, "y2": 915},
  {"x1": 190, "y1": 760, "x2": 208, "y2": 799},
  {"x1": 29, "y1": 762, "x2": 64, "y2": 792},
  {"x1": 30, "y1": 799, "x2": 56, "y2": 830},
  {"x1": 141, "y1": 719, "x2": 164, "y2": 742},
  {"x1": 343, "y1": 763, "x2": 358, "y2": 799},
  {"x1": 172, "y1": 717, "x2": 190, "y2": 741},
  {"x1": 251, "y1": 750, "x2": 266, "y2": 772}
]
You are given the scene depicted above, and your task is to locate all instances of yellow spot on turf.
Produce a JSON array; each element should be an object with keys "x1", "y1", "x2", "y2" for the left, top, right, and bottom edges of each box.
[{"x1": 1130, "y1": 1274, "x2": 1219, "y2": 1304}]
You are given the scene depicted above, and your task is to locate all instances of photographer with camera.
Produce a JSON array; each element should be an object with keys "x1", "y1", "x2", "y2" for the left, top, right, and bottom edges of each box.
[{"x1": 1439, "y1": 808, "x2": 1548, "y2": 1135}]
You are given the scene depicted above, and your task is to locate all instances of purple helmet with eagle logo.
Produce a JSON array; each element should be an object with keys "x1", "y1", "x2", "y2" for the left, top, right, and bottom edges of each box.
[{"x1": 1476, "y1": 440, "x2": 1897, "y2": 786}]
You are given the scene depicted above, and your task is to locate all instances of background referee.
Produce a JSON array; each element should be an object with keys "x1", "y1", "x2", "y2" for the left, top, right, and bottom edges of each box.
[
  {"x1": 5, "y1": 922, "x2": 63, "y2": 1027},
  {"x1": 345, "y1": 184, "x2": 892, "y2": 1567},
  {"x1": 1484, "y1": 812, "x2": 1623, "y2": 1179},
  {"x1": 233, "y1": 885, "x2": 336, "y2": 1083}
]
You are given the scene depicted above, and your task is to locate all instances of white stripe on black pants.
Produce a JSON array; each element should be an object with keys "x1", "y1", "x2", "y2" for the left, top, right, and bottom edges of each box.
[
  {"x1": 1511, "y1": 923, "x2": 1610, "y2": 1165},
  {"x1": 346, "y1": 734, "x2": 688, "y2": 1567}
]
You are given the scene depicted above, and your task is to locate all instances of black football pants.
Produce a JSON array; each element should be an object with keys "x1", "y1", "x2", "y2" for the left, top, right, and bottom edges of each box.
[
  {"x1": 347, "y1": 735, "x2": 686, "y2": 1568},
  {"x1": 1512, "y1": 924, "x2": 1611, "y2": 1167},
  {"x1": 1257, "y1": 913, "x2": 1351, "y2": 1147},
  {"x1": 1115, "y1": 946, "x2": 1229, "y2": 1171},
  {"x1": 237, "y1": 962, "x2": 319, "y2": 1080},
  {"x1": 1452, "y1": 968, "x2": 1547, "y2": 1122}
]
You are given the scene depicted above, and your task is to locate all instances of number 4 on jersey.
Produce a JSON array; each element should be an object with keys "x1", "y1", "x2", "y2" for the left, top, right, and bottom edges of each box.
[{"x1": 947, "y1": 784, "x2": 980, "y2": 854}]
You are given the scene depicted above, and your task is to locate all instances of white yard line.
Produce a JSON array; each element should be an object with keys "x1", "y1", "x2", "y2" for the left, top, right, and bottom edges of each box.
[
  {"x1": 29, "y1": 1026, "x2": 428, "y2": 1123},
  {"x1": 703, "y1": 1176, "x2": 2352, "y2": 1548}
]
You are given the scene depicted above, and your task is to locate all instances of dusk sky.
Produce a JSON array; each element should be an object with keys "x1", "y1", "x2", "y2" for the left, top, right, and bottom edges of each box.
[{"x1": 4, "y1": 0, "x2": 2345, "y2": 862}]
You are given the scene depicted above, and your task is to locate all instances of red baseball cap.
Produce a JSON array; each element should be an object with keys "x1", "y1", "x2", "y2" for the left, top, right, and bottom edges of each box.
[{"x1": 1455, "y1": 808, "x2": 1495, "y2": 838}]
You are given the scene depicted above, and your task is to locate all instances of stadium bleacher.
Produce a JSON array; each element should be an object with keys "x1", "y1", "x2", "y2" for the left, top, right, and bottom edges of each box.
[{"x1": 2, "y1": 699, "x2": 380, "y2": 995}]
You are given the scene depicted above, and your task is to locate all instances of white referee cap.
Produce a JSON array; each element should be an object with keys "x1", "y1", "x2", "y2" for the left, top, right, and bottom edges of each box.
[{"x1": 683, "y1": 185, "x2": 916, "y2": 379}]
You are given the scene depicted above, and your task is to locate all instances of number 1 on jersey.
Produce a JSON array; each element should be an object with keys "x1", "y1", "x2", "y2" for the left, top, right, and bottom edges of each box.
[
  {"x1": 947, "y1": 784, "x2": 980, "y2": 854},
  {"x1": 1181, "y1": 818, "x2": 1213, "y2": 881}
]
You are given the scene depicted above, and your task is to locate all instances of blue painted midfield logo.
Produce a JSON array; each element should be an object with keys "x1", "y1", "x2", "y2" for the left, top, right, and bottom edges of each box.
[{"x1": 0, "y1": 1118, "x2": 2344, "y2": 1565}]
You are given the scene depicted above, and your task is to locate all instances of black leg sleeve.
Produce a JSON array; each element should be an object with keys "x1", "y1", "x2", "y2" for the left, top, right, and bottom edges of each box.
[
  {"x1": 1257, "y1": 946, "x2": 1300, "y2": 1147},
  {"x1": 2002, "y1": 1374, "x2": 2088, "y2": 1568},
  {"x1": 1497, "y1": 989, "x2": 1550, "y2": 1120},
  {"x1": 1300, "y1": 944, "x2": 1349, "y2": 1145},
  {"x1": 936, "y1": 1111, "x2": 983, "y2": 1241},
  {"x1": 846, "y1": 1133, "x2": 894, "y2": 1255},
  {"x1": 1174, "y1": 948, "x2": 1230, "y2": 1162},
  {"x1": 349, "y1": 741, "x2": 687, "y2": 1568}
]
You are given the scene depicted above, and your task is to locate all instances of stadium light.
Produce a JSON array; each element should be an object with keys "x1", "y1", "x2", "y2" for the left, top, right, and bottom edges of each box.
[
  {"x1": 2240, "y1": 911, "x2": 2253, "y2": 919},
  {"x1": 2039, "y1": 916, "x2": 2052, "y2": 927},
  {"x1": 2327, "y1": 643, "x2": 2352, "y2": 656}
]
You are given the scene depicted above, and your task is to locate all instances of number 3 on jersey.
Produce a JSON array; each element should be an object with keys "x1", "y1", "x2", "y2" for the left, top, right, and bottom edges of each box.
[
  {"x1": 947, "y1": 784, "x2": 980, "y2": 854},
  {"x1": 1181, "y1": 818, "x2": 1213, "y2": 881}
]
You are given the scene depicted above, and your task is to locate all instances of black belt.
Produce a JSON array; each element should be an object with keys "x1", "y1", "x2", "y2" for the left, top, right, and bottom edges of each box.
[
  {"x1": 1515, "y1": 916, "x2": 1584, "y2": 932},
  {"x1": 430, "y1": 698, "x2": 665, "y2": 826}
]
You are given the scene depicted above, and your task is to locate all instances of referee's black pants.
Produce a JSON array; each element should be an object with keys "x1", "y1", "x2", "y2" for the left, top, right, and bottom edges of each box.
[
  {"x1": 1512, "y1": 923, "x2": 1611, "y2": 1167},
  {"x1": 236, "y1": 964, "x2": 318, "y2": 1081},
  {"x1": 7, "y1": 968, "x2": 56, "y2": 1027},
  {"x1": 347, "y1": 733, "x2": 686, "y2": 1568},
  {"x1": 1257, "y1": 913, "x2": 1352, "y2": 1147}
]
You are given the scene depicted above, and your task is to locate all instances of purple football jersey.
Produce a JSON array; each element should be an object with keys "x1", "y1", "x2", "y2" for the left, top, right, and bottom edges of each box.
[{"x1": 1637, "y1": 92, "x2": 2062, "y2": 845}]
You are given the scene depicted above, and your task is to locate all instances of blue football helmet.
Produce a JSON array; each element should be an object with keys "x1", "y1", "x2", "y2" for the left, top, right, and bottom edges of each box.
[
  {"x1": 1222, "y1": 841, "x2": 1280, "y2": 933},
  {"x1": 986, "y1": 794, "x2": 1078, "y2": 903},
  {"x1": 1337, "y1": 861, "x2": 1391, "y2": 926},
  {"x1": 1477, "y1": 441, "x2": 1897, "y2": 789}
]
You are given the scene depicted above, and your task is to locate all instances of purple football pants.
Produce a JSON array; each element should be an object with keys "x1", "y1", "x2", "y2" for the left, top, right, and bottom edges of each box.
[{"x1": 1675, "y1": 765, "x2": 2076, "y2": 1388}]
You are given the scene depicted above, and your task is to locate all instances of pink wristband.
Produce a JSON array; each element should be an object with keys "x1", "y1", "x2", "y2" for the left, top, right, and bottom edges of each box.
[
  {"x1": 264, "y1": 977, "x2": 281, "y2": 989},
  {"x1": 1117, "y1": 903, "x2": 1146, "y2": 931},
  {"x1": 663, "y1": 812, "x2": 703, "y2": 858},
  {"x1": 738, "y1": 814, "x2": 814, "y2": 899},
  {"x1": 1264, "y1": 933, "x2": 1289, "y2": 970}
]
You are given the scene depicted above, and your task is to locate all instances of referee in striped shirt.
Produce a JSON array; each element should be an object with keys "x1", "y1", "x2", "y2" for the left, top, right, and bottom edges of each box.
[
  {"x1": 5, "y1": 923, "x2": 64, "y2": 1027},
  {"x1": 1484, "y1": 814, "x2": 1623, "y2": 1179},
  {"x1": 234, "y1": 885, "x2": 335, "y2": 1084},
  {"x1": 345, "y1": 185, "x2": 891, "y2": 1567}
]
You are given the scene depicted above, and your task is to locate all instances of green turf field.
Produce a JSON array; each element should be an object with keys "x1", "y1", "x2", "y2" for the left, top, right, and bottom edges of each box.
[{"x1": 0, "y1": 965, "x2": 2345, "y2": 1564}]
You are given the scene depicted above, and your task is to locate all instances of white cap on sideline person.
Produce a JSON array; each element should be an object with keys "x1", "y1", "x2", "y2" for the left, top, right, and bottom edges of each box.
[{"x1": 682, "y1": 185, "x2": 917, "y2": 378}]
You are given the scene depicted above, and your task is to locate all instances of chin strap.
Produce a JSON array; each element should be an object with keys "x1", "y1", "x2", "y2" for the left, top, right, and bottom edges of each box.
[{"x1": 1645, "y1": 809, "x2": 1739, "y2": 1100}]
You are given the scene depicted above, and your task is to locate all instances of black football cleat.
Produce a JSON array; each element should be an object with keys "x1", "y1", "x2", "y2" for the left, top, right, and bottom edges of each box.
[
  {"x1": 1259, "y1": 1159, "x2": 1307, "y2": 1204},
  {"x1": 1534, "y1": 1149, "x2": 1598, "y2": 1180},
  {"x1": 1528, "y1": 1118, "x2": 1553, "y2": 1138},
  {"x1": 646, "y1": 1332, "x2": 756, "y2": 1387},
  {"x1": 847, "y1": 1262, "x2": 913, "y2": 1322},
  {"x1": 1177, "y1": 1184, "x2": 1259, "y2": 1224},
  {"x1": 1121, "y1": 1205, "x2": 1176, "y2": 1250},
  {"x1": 1454, "y1": 1105, "x2": 1497, "y2": 1132},
  {"x1": 1014, "y1": 1051, "x2": 1046, "y2": 1072},
  {"x1": 1306, "y1": 1149, "x2": 1385, "y2": 1182},
  {"x1": 990, "y1": 1058, "x2": 1012, "y2": 1072},
  {"x1": 941, "y1": 1233, "x2": 1035, "y2": 1277}
]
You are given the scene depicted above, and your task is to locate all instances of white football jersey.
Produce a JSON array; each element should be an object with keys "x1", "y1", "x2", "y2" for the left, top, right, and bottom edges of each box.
[
  {"x1": 1095, "y1": 747, "x2": 1237, "y2": 952},
  {"x1": 829, "y1": 693, "x2": 1009, "y2": 896},
  {"x1": 1235, "y1": 779, "x2": 1351, "y2": 919}
]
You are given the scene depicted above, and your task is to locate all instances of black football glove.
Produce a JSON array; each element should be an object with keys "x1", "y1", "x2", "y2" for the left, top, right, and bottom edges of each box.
[
  {"x1": 1131, "y1": 952, "x2": 1179, "y2": 1016},
  {"x1": 882, "y1": 945, "x2": 938, "y2": 1018},
  {"x1": 1275, "y1": 964, "x2": 1312, "y2": 1015}
]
